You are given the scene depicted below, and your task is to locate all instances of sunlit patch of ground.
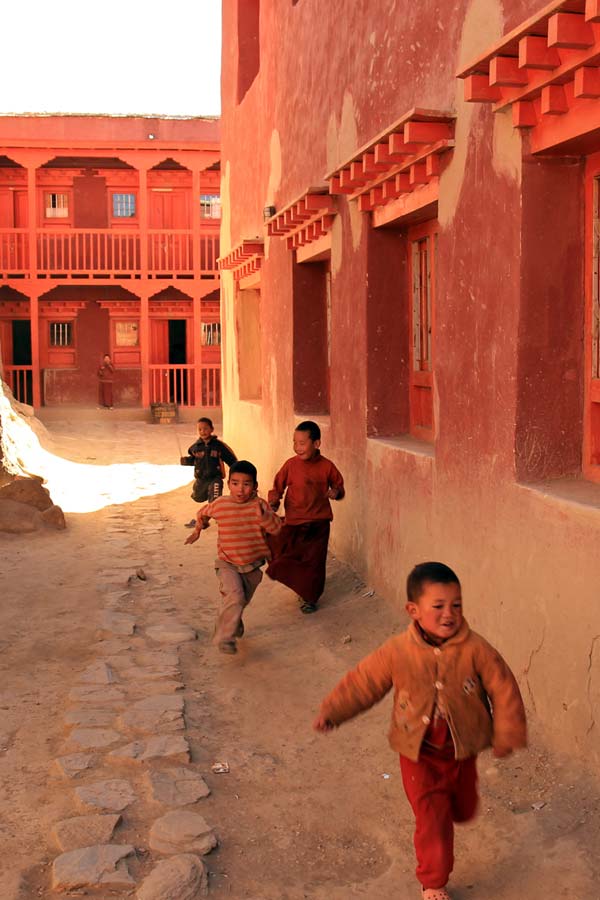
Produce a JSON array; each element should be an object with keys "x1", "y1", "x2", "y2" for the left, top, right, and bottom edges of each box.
[{"x1": 0, "y1": 384, "x2": 191, "y2": 513}]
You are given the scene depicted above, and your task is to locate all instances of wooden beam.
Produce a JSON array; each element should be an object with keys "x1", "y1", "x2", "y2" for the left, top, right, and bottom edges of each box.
[
  {"x1": 374, "y1": 142, "x2": 394, "y2": 166},
  {"x1": 547, "y1": 12, "x2": 594, "y2": 49},
  {"x1": 512, "y1": 99, "x2": 537, "y2": 127},
  {"x1": 518, "y1": 35, "x2": 561, "y2": 70},
  {"x1": 541, "y1": 83, "x2": 568, "y2": 114},
  {"x1": 586, "y1": 0, "x2": 600, "y2": 22},
  {"x1": 463, "y1": 73, "x2": 502, "y2": 102},
  {"x1": 489, "y1": 56, "x2": 528, "y2": 86},
  {"x1": 403, "y1": 121, "x2": 453, "y2": 143},
  {"x1": 574, "y1": 65, "x2": 600, "y2": 97},
  {"x1": 426, "y1": 154, "x2": 441, "y2": 177},
  {"x1": 409, "y1": 162, "x2": 428, "y2": 185}
]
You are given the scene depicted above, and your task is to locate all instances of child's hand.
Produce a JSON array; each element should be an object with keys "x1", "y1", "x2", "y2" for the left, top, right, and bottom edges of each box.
[
  {"x1": 269, "y1": 500, "x2": 280, "y2": 512},
  {"x1": 184, "y1": 531, "x2": 200, "y2": 545},
  {"x1": 326, "y1": 488, "x2": 339, "y2": 499},
  {"x1": 313, "y1": 714, "x2": 336, "y2": 733},
  {"x1": 492, "y1": 744, "x2": 513, "y2": 758}
]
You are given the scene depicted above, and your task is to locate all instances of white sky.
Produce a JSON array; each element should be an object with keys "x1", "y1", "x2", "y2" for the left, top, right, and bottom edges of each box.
[{"x1": 0, "y1": 0, "x2": 221, "y2": 118}]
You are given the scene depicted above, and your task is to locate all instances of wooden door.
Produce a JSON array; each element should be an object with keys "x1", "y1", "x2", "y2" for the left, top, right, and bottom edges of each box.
[{"x1": 150, "y1": 319, "x2": 169, "y2": 363}]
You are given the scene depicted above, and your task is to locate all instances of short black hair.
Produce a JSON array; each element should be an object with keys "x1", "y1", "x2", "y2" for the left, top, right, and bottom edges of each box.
[
  {"x1": 295, "y1": 420, "x2": 321, "y2": 442},
  {"x1": 406, "y1": 562, "x2": 461, "y2": 602},
  {"x1": 197, "y1": 416, "x2": 214, "y2": 428},
  {"x1": 229, "y1": 460, "x2": 258, "y2": 485}
]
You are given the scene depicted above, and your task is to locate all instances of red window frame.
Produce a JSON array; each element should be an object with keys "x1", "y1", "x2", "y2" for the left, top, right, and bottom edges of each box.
[{"x1": 407, "y1": 219, "x2": 437, "y2": 442}]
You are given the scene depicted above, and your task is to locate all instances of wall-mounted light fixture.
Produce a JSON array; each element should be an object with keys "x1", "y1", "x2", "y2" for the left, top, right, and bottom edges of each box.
[
  {"x1": 263, "y1": 205, "x2": 276, "y2": 221},
  {"x1": 147, "y1": 133, "x2": 155, "y2": 140}
]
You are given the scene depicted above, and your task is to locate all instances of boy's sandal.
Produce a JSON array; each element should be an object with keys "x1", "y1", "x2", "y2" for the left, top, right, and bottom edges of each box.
[
  {"x1": 300, "y1": 602, "x2": 318, "y2": 614},
  {"x1": 184, "y1": 519, "x2": 196, "y2": 528},
  {"x1": 422, "y1": 888, "x2": 452, "y2": 900}
]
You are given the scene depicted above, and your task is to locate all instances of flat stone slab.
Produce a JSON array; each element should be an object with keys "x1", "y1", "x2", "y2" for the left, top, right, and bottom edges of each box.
[
  {"x1": 147, "y1": 768, "x2": 210, "y2": 806},
  {"x1": 149, "y1": 811, "x2": 217, "y2": 856},
  {"x1": 145, "y1": 624, "x2": 196, "y2": 645},
  {"x1": 75, "y1": 779, "x2": 136, "y2": 812},
  {"x1": 101, "y1": 611, "x2": 136, "y2": 636},
  {"x1": 137, "y1": 854, "x2": 208, "y2": 900},
  {"x1": 52, "y1": 813, "x2": 122, "y2": 852},
  {"x1": 135, "y1": 650, "x2": 180, "y2": 668},
  {"x1": 126, "y1": 679, "x2": 184, "y2": 697},
  {"x1": 69, "y1": 685, "x2": 126, "y2": 706},
  {"x1": 120, "y1": 665, "x2": 180, "y2": 682},
  {"x1": 109, "y1": 735, "x2": 190, "y2": 764},
  {"x1": 54, "y1": 753, "x2": 95, "y2": 778},
  {"x1": 119, "y1": 694, "x2": 184, "y2": 735},
  {"x1": 64, "y1": 709, "x2": 116, "y2": 728},
  {"x1": 52, "y1": 844, "x2": 135, "y2": 890},
  {"x1": 68, "y1": 728, "x2": 122, "y2": 750},
  {"x1": 78, "y1": 662, "x2": 117, "y2": 685}
]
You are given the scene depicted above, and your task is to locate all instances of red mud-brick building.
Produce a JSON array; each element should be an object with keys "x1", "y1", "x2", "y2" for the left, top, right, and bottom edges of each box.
[
  {"x1": 0, "y1": 115, "x2": 222, "y2": 410},
  {"x1": 220, "y1": 0, "x2": 600, "y2": 762}
]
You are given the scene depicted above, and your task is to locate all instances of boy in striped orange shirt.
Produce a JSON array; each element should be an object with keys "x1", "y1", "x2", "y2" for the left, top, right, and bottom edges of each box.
[{"x1": 185, "y1": 460, "x2": 282, "y2": 654}]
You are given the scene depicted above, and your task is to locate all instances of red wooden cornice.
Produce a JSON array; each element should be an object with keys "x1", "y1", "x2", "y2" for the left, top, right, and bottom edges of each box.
[
  {"x1": 325, "y1": 108, "x2": 455, "y2": 213},
  {"x1": 38, "y1": 299, "x2": 86, "y2": 318},
  {"x1": 265, "y1": 188, "x2": 337, "y2": 250},
  {"x1": 457, "y1": 0, "x2": 600, "y2": 152},
  {"x1": 218, "y1": 239, "x2": 264, "y2": 281}
]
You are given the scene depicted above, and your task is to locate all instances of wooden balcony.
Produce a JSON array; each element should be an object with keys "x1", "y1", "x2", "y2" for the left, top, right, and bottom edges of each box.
[{"x1": 0, "y1": 228, "x2": 220, "y2": 279}]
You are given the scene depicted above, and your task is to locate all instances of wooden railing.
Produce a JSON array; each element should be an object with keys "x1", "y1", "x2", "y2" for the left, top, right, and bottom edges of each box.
[
  {"x1": 2, "y1": 365, "x2": 33, "y2": 405},
  {"x1": 0, "y1": 228, "x2": 220, "y2": 278},
  {"x1": 149, "y1": 364, "x2": 221, "y2": 408},
  {"x1": 0, "y1": 230, "x2": 29, "y2": 273}
]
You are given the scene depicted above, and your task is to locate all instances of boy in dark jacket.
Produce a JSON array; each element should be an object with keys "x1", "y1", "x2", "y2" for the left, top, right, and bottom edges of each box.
[{"x1": 180, "y1": 417, "x2": 237, "y2": 514}]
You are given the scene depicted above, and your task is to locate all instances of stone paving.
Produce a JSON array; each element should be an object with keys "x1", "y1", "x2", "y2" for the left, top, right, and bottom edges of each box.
[{"x1": 50, "y1": 496, "x2": 215, "y2": 898}]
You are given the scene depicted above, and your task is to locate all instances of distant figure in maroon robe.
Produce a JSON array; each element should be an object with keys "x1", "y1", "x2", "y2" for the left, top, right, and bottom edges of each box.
[
  {"x1": 97, "y1": 353, "x2": 115, "y2": 408},
  {"x1": 266, "y1": 420, "x2": 345, "y2": 614}
]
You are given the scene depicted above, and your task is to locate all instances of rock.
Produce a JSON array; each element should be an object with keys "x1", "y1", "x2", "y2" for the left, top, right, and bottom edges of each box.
[
  {"x1": 69, "y1": 685, "x2": 125, "y2": 705},
  {"x1": 69, "y1": 728, "x2": 122, "y2": 750},
  {"x1": 126, "y1": 679, "x2": 184, "y2": 697},
  {"x1": 0, "y1": 475, "x2": 52, "y2": 510},
  {"x1": 0, "y1": 498, "x2": 65, "y2": 533},
  {"x1": 136, "y1": 567, "x2": 147, "y2": 581},
  {"x1": 137, "y1": 853, "x2": 208, "y2": 899},
  {"x1": 101, "y1": 611, "x2": 136, "y2": 636},
  {"x1": 135, "y1": 650, "x2": 180, "y2": 668},
  {"x1": 75, "y1": 779, "x2": 136, "y2": 812},
  {"x1": 54, "y1": 753, "x2": 95, "y2": 778},
  {"x1": 146, "y1": 624, "x2": 196, "y2": 645},
  {"x1": 120, "y1": 695, "x2": 184, "y2": 734},
  {"x1": 52, "y1": 844, "x2": 135, "y2": 890},
  {"x1": 52, "y1": 814, "x2": 122, "y2": 852},
  {"x1": 64, "y1": 709, "x2": 116, "y2": 728},
  {"x1": 78, "y1": 661, "x2": 117, "y2": 685},
  {"x1": 149, "y1": 811, "x2": 217, "y2": 856},
  {"x1": 147, "y1": 768, "x2": 210, "y2": 806},
  {"x1": 109, "y1": 735, "x2": 190, "y2": 764}
]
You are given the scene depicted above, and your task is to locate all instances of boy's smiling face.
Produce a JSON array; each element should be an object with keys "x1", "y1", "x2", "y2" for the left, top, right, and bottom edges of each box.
[
  {"x1": 293, "y1": 429, "x2": 320, "y2": 460},
  {"x1": 406, "y1": 580, "x2": 463, "y2": 643},
  {"x1": 197, "y1": 422, "x2": 213, "y2": 442},
  {"x1": 228, "y1": 472, "x2": 256, "y2": 503}
]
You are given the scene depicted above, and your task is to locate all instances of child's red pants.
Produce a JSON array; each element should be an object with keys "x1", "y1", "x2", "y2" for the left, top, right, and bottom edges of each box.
[{"x1": 399, "y1": 746, "x2": 478, "y2": 889}]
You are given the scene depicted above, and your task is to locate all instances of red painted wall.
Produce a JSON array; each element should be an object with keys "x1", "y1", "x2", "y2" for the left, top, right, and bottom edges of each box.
[{"x1": 220, "y1": 0, "x2": 600, "y2": 765}]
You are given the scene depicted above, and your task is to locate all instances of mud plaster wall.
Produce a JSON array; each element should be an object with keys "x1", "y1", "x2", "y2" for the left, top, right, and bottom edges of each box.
[{"x1": 220, "y1": 0, "x2": 600, "y2": 764}]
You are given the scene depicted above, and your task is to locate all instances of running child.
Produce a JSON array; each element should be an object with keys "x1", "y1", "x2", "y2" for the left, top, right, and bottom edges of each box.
[
  {"x1": 266, "y1": 420, "x2": 344, "y2": 614},
  {"x1": 314, "y1": 561, "x2": 527, "y2": 900},
  {"x1": 180, "y1": 416, "x2": 237, "y2": 523},
  {"x1": 185, "y1": 460, "x2": 281, "y2": 655}
]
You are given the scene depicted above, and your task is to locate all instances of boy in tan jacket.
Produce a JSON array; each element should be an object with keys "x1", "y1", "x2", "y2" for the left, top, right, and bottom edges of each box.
[{"x1": 314, "y1": 561, "x2": 527, "y2": 900}]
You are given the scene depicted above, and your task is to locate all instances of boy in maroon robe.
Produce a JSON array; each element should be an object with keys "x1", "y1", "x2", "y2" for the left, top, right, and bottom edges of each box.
[{"x1": 266, "y1": 420, "x2": 344, "y2": 613}]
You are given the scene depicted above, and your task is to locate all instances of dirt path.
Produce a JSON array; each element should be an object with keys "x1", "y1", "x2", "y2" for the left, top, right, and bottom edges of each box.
[{"x1": 0, "y1": 415, "x2": 599, "y2": 899}]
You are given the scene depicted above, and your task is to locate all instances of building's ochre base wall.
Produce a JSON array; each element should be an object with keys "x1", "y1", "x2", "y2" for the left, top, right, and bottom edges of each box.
[{"x1": 220, "y1": 0, "x2": 600, "y2": 766}]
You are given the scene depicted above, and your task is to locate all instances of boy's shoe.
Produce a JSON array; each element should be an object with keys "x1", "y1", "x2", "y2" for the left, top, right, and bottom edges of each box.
[
  {"x1": 299, "y1": 601, "x2": 318, "y2": 614},
  {"x1": 184, "y1": 519, "x2": 197, "y2": 527},
  {"x1": 218, "y1": 641, "x2": 237, "y2": 655},
  {"x1": 235, "y1": 620, "x2": 245, "y2": 638},
  {"x1": 422, "y1": 888, "x2": 452, "y2": 900}
]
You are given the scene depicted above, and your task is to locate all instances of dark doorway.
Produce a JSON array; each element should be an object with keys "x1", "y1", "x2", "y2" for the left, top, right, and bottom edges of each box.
[
  {"x1": 11, "y1": 319, "x2": 32, "y2": 404},
  {"x1": 168, "y1": 319, "x2": 188, "y2": 403}
]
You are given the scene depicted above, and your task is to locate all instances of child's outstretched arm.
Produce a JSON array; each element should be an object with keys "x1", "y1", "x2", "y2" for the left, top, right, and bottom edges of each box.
[
  {"x1": 326, "y1": 462, "x2": 345, "y2": 501},
  {"x1": 184, "y1": 504, "x2": 212, "y2": 545},
  {"x1": 268, "y1": 461, "x2": 289, "y2": 511},
  {"x1": 258, "y1": 500, "x2": 283, "y2": 536},
  {"x1": 476, "y1": 640, "x2": 527, "y2": 757},
  {"x1": 314, "y1": 640, "x2": 394, "y2": 734}
]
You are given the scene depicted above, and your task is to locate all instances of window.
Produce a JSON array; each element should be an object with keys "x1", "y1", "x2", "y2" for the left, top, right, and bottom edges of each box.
[
  {"x1": 237, "y1": 0, "x2": 260, "y2": 103},
  {"x1": 112, "y1": 193, "x2": 136, "y2": 218},
  {"x1": 408, "y1": 220, "x2": 437, "y2": 441},
  {"x1": 201, "y1": 322, "x2": 221, "y2": 346},
  {"x1": 237, "y1": 288, "x2": 262, "y2": 400},
  {"x1": 115, "y1": 321, "x2": 139, "y2": 347},
  {"x1": 49, "y1": 322, "x2": 73, "y2": 347},
  {"x1": 292, "y1": 260, "x2": 330, "y2": 415},
  {"x1": 200, "y1": 195, "x2": 221, "y2": 219},
  {"x1": 45, "y1": 193, "x2": 69, "y2": 219}
]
